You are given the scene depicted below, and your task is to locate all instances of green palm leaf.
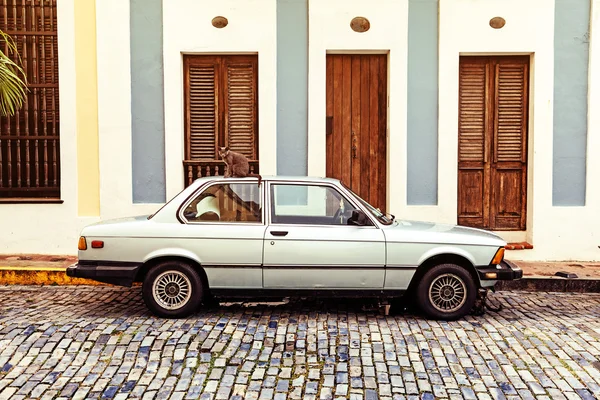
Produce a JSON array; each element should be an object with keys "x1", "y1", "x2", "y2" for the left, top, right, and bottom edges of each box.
[{"x1": 0, "y1": 30, "x2": 27, "y2": 117}]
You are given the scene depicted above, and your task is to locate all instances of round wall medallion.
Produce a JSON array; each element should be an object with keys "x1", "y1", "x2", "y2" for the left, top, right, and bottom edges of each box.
[
  {"x1": 489, "y1": 17, "x2": 506, "y2": 29},
  {"x1": 350, "y1": 17, "x2": 370, "y2": 33},
  {"x1": 212, "y1": 16, "x2": 228, "y2": 29}
]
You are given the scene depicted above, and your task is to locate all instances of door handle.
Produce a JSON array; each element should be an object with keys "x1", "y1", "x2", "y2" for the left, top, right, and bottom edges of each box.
[{"x1": 270, "y1": 231, "x2": 288, "y2": 237}]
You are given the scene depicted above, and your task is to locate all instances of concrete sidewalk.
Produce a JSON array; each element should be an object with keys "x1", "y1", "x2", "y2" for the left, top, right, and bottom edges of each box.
[{"x1": 1, "y1": 253, "x2": 600, "y2": 292}]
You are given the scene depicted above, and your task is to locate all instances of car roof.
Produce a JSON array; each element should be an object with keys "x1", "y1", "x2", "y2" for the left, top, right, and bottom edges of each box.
[{"x1": 194, "y1": 175, "x2": 342, "y2": 184}]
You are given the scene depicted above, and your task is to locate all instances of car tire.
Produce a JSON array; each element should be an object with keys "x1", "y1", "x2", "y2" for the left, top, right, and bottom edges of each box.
[
  {"x1": 142, "y1": 261, "x2": 204, "y2": 318},
  {"x1": 416, "y1": 263, "x2": 477, "y2": 320}
]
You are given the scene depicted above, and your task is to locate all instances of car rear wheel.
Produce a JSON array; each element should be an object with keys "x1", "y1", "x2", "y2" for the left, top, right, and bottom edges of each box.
[
  {"x1": 142, "y1": 261, "x2": 203, "y2": 318},
  {"x1": 416, "y1": 263, "x2": 476, "y2": 320}
]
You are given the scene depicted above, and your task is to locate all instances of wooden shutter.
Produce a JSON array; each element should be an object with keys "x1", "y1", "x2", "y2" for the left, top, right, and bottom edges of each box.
[
  {"x1": 491, "y1": 59, "x2": 528, "y2": 230},
  {"x1": 458, "y1": 63, "x2": 487, "y2": 163},
  {"x1": 458, "y1": 56, "x2": 528, "y2": 230},
  {"x1": 0, "y1": 0, "x2": 60, "y2": 200},
  {"x1": 494, "y1": 63, "x2": 528, "y2": 163},
  {"x1": 457, "y1": 60, "x2": 490, "y2": 228},
  {"x1": 185, "y1": 59, "x2": 219, "y2": 160},
  {"x1": 184, "y1": 55, "x2": 258, "y2": 162},
  {"x1": 224, "y1": 57, "x2": 257, "y2": 159}
]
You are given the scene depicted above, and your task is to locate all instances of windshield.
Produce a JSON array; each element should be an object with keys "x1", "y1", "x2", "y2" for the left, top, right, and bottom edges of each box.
[{"x1": 342, "y1": 183, "x2": 394, "y2": 225}]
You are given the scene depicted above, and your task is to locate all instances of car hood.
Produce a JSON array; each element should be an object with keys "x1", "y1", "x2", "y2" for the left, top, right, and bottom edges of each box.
[{"x1": 384, "y1": 220, "x2": 506, "y2": 247}]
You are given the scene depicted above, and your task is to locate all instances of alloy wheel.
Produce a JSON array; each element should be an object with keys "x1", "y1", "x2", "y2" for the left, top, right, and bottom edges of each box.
[
  {"x1": 428, "y1": 273, "x2": 467, "y2": 313},
  {"x1": 152, "y1": 270, "x2": 192, "y2": 310}
]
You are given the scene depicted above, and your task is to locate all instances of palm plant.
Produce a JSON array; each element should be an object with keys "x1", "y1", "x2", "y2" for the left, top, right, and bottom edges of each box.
[{"x1": 0, "y1": 30, "x2": 27, "y2": 117}]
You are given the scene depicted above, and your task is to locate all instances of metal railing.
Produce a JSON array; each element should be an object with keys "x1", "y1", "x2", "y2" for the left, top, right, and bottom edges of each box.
[{"x1": 183, "y1": 159, "x2": 259, "y2": 187}]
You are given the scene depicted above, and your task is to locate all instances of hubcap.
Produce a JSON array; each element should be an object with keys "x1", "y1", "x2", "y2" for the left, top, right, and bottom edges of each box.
[
  {"x1": 152, "y1": 271, "x2": 192, "y2": 310},
  {"x1": 429, "y1": 273, "x2": 467, "y2": 313}
]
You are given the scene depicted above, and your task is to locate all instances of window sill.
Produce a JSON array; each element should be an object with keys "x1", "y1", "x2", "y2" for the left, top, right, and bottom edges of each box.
[{"x1": 0, "y1": 198, "x2": 64, "y2": 204}]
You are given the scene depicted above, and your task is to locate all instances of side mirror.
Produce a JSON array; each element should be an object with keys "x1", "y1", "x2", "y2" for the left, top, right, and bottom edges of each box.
[{"x1": 348, "y1": 210, "x2": 371, "y2": 226}]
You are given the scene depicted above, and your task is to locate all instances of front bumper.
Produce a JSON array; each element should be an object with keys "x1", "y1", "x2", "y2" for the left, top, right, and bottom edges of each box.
[
  {"x1": 477, "y1": 259, "x2": 523, "y2": 281},
  {"x1": 66, "y1": 260, "x2": 141, "y2": 287}
]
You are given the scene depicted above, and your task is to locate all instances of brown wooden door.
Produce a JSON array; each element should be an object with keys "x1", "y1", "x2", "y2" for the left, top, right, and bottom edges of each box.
[
  {"x1": 458, "y1": 56, "x2": 529, "y2": 230},
  {"x1": 326, "y1": 54, "x2": 387, "y2": 212},
  {"x1": 183, "y1": 55, "x2": 258, "y2": 184}
]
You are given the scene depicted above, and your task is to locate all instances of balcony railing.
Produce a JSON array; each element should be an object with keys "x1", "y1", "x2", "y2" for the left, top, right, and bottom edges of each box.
[{"x1": 183, "y1": 159, "x2": 259, "y2": 187}]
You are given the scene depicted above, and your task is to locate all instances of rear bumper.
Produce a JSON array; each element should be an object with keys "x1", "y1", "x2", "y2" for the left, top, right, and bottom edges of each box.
[
  {"x1": 66, "y1": 261, "x2": 141, "y2": 287},
  {"x1": 477, "y1": 259, "x2": 523, "y2": 281}
]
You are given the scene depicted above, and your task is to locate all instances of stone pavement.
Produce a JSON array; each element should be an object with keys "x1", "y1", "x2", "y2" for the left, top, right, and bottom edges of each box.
[{"x1": 1, "y1": 287, "x2": 600, "y2": 400}]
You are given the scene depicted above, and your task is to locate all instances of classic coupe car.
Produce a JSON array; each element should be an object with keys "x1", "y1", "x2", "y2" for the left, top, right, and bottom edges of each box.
[{"x1": 67, "y1": 176, "x2": 522, "y2": 320}]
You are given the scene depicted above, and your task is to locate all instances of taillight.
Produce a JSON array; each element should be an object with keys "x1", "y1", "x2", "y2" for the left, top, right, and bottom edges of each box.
[
  {"x1": 91, "y1": 240, "x2": 104, "y2": 249},
  {"x1": 78, "y1": 236, "x2": 87, "y2": 250}
]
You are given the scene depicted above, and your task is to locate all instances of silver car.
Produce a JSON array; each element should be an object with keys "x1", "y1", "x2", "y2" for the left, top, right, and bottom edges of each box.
[{"x1": 67, "y1": 176, "x2": 521, "y2": 320}]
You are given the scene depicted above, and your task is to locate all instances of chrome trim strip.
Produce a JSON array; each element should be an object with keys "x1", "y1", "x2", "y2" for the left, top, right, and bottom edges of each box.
[
  {"x1": 265, "y1": 238, "x2": 383, "y2": 243},
  {"x1": 385, "y1": 240, "x2": 494, "y2": 247},
  {"x1": 385, "y1": 265, "x2": 419, "y2": 269},
  {"x1": 203, "y1": 264, "x2": 262, "y2": 268},
  {"x1": 201, "y1": 264, "x2": 417, "y2": 269},
  {"x1": 262, "y1": 265, "x2": 385, "y2": 269}
]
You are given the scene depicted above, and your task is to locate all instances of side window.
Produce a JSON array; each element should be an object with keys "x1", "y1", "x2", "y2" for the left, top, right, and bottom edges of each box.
[
  {"x1": 183, "y1": 183, "x2": 262, "y2": 223},
  {"x1": 271, "y1": 184, "x2": 359, "y2": 225}
]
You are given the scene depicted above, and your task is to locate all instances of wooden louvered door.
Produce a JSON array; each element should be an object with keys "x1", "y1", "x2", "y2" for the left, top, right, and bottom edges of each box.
[
  {"x1": 184, "y1": 55, "x2": 258, "y2": 183},
  {"x1": 185, "y1": 59, "x2": 219, "y2": 160},
  {"x1": 326, "y1": 54, "x2": 387, "y2": 212},
  {"x1": 458, "y1": 56, "x2": 529, "y2": 230},
  {"x1": 223, "y1": 57, "x2": 258, "y2": 159}
]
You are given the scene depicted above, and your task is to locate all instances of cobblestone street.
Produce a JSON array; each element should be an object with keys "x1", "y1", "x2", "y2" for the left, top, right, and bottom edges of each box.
[{"x1": 1, "y1": 287, "x2": 600, "y2": 400}]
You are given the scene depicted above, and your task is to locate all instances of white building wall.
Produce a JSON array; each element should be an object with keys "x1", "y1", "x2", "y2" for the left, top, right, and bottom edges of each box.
[
  {"x1": 0, "y1": 0, "x2": 85, "y2": 254},
  {"x1": 432, "y1": 0, "x2": 600, "y2": 261},
  {"x1": 3, "y1": 0, "x2": 599, "y2": 261},
  {"x1": 543, "y1": 0, "x2": 600, "y2": 261},
  {"x1": 1, "y1": 0, "x2": 160, "y2": 255},
  {"x1": 162, "y1": 0, "x2": 278, "y2": 201},
  {"x1": 96, "y1": 0, "x2": 158, "y2": 221}
]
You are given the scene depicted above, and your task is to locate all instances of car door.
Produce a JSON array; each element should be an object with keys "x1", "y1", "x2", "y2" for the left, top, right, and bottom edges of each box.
[
  {"x1": 263, "y1": 182, "x2": 385, "y2": 289},
  {"x1": 178, "y1": 181, "x2": 267, "y2": 289}
]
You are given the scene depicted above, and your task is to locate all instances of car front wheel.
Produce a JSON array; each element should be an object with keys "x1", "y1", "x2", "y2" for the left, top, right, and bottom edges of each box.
[
  {"x1": 416, "y1": 263, "x2": 476, "y2": 320},
  {"x1": 142, "y1": 261, "x2": 204, "y2": 318}
]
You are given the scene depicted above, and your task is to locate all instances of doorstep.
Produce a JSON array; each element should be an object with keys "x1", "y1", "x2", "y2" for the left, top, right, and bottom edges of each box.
[{"x1": 505, "y1": 242, "x2": 534, "y2": 250}]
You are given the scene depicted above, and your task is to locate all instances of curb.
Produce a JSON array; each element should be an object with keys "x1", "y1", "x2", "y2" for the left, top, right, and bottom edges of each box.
[
  {"x1": 2, "y1": 267, "x2": 600, "y2": 292},
  {"x1": 496, "y1": 276, "x2": 600, "y2": 293}
]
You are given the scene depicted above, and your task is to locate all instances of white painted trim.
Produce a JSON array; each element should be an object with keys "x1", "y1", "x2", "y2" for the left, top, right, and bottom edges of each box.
[
  {"x1": 96, "y1": 0, "x2": 159, "y2": 218},
  {"x1": 587, "y1": 0, "x2": 600, "y2": 209},
  {"x1": 96, "y1": 0, "x2": 129, "y2": 216},
  {"x1": 493, "y1": 231, "x2": 527, "y2": 243},
  {"x1": 162, "y1": 0, "x2": 277, "y2": 201},
  {"x1": 57, "y1": 0, "x2": 77, "y2": 208}
]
